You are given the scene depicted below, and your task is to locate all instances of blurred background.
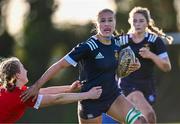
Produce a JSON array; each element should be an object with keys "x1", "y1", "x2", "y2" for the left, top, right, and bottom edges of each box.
[{"x1": 0, "y1": 0, "x2": 180, "y2": 123}]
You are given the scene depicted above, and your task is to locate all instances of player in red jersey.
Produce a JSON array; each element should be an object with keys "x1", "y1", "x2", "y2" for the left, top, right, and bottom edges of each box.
[{"x1": 0, "y1": 57, "x2": 102, "y2": 123}]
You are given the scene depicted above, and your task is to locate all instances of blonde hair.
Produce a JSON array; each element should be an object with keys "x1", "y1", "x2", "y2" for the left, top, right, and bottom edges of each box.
[
  {"x1": 128, "y1": 6, "x2": 173, "y2": 44},
  {"x1": 0, "y1": 57, "x2": 20, "y2": 91}
]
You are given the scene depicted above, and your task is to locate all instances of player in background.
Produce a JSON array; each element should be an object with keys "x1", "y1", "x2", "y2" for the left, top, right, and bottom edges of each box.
[{"x1": 103, "y1": 6, "x2": 172, "y2": 124}]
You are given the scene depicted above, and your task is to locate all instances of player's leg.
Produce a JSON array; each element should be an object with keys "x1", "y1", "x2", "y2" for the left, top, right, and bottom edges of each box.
[
  {"x1": 78, "y1": 114, "x2": 102, "y2": 124},
  {"x1": 77, "y1": 101, "x2": 102, "y2": 124},
  {"x1": 127, "y1": 91, "x2": 156, "y2": 124},
  {"x1": 107, "y1": 95, "x2": 147, "y2": 124}
]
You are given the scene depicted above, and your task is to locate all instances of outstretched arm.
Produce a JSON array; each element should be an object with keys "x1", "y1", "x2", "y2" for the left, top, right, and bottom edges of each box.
[
  {"x1": 37, "y1": 58, "x2": 71, "y2": 88},
  {"x1": 21, "y1": 58, "x2": 71, "y2": 102},
  {"x1": 39, "y1": 80, "x2": 82, "y2": 94},
  {"x1": 39, "y1": 86, "x2": 102, "y2": 108}
]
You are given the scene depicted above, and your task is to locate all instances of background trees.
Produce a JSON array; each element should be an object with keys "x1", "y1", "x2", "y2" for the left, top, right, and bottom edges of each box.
[{"x1": 0, "y1": 0, "x2": 179, "y2": 122}]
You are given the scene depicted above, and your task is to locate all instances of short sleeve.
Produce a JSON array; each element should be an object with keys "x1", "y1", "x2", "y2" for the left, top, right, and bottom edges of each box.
[
  {"x1": 64, "y1": 42, "x2": 91, "y2": 67},
  {"x1": 24, "y1": 95, "x2": 43, "y2": 109},
  {"x1": 21, "y1": 86, "x2": 42, "y2": 109},
  {"x1": 115, "y1": 34, "x2": 129, "y2": 46},
  {"x1": 33, "y1": 95, "x2": 43, "y2": 109},
  {"x1": 154, "y1": 37, "x2": 169, "y2": 59}
]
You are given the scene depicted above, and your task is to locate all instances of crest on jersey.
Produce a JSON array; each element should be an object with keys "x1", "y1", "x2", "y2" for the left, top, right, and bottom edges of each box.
[
  {"x1": 144, "y1": 43, "x2": 150, "y2": 50},
  {"x1": 114, "y1": 50, "x2": 119, "y2": 60}
]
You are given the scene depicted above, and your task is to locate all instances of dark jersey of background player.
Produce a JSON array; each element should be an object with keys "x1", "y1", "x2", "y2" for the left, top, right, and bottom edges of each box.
[{"x1": 120, "y1": 32, "x2": 169, "y2": 104}]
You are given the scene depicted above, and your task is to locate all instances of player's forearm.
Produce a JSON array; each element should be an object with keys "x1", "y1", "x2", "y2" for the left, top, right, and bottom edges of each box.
[
  {"x1": 150, "y1": 54, "x2": 171, "y2": 72},
  {"x1": 55, "y1": 92, "x2": 90, "y2": 104},
  {"x1": 36, "y1": 64, "x2": 62, "y2": 88},
  {"x1": 36, "y1": 59, "x2": 69, "y2": 89},
  {"x1": 41, "y1": 92, "x2": 89, "y2": 107},
  {"x1": 40, "y1": 85, "x2": 71, "y2": 94}
]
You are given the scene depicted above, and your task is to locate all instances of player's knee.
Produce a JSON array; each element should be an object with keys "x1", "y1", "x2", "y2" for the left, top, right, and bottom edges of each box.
[{"x1": 125, "y1": 107, "x2": 147, "y2": 124}]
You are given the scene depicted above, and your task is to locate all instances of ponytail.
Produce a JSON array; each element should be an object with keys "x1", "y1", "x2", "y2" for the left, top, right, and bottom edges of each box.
[
  {"x1": 148, "y1": 24, "x2": 173, "y2": 44},
  {"x1": 0, "y1": 57, "x2": 20, "y2": 92}
]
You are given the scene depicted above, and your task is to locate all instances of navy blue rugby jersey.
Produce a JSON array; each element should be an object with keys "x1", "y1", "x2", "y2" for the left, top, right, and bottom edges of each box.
[
  {"x1": 118, "y1": 32, "x2": 169, "y2": 81},
  {"x1": 64, "y1": 35, "x2": 122, "y2": 100}
]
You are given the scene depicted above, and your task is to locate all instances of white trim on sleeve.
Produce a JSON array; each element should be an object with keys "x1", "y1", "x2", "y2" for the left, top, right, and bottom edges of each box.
[
  {"x1": 64, "y1": 55, "x2": 77, "y2": 67},
  {"x1": 34, "y1": 94, "x2": 43, "y2": 109},
  {"x1": 158, "y1": 52, "x2": 168, "y2": 59}
]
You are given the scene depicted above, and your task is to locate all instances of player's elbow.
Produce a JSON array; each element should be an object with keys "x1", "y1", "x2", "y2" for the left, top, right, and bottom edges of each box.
[
  {"x1": 162, "y1": 63, "x2": 171, "y2": 72},
  {"x1": 164, "y1": 67, "x2": 171, "y2": 72}
]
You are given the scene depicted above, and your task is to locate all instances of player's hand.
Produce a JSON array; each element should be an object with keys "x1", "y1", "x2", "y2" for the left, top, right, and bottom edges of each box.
[
  {"x1": 20, "y1": 83, "x2": 40, "y2": 102},
  {"x1": 69, "y1": 80, "x2": 82, "y2": 92},
  {"x1": 128, "y1": 58, "x2": 141, "y2": 73},
  {"x1": 86, "y1": 86, "x2": 102, "y2": 99},
  {"x1": 139, "y1": 47, "x2": 153, "y2": 59}
]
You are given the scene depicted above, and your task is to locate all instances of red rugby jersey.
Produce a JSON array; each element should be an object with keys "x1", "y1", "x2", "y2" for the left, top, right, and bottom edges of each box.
[{"x1": 0, "y1": 86, "x2": 36, "y2": 123}]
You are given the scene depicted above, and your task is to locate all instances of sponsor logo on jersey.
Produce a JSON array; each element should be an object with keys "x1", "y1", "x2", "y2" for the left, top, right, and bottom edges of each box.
[{"x1": 95, "y1": 52, "x2": 104, "y2": 59}]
